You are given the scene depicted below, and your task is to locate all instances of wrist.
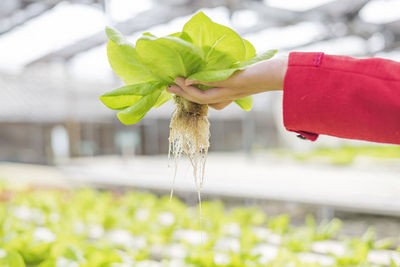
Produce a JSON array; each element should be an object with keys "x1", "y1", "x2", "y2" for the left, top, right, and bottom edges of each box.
[
  {"x1": 267, "y1": 55, "x2": 288, "y2": 92},
  {"x1": 239, "y1": 55, "x2": 288, "y2": 94}
]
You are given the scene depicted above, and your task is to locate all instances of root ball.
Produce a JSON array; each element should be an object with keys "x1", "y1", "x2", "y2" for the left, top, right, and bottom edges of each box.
[{"x1": 168, "y1": 96, "x2": 210, "y2": 189}]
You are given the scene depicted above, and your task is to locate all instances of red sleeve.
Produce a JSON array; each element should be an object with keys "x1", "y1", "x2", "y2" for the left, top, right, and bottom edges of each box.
[{"x1": 283, "y1": 52, "x2": 400, "y2": 145}]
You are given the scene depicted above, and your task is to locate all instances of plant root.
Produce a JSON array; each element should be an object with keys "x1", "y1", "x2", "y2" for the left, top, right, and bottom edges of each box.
[
  {"x1": 168, "y1": 96, "x2": 210, "y2": 191},
  {"x1": 168, "y1": 96, "x2": 210, "y2": 251}
]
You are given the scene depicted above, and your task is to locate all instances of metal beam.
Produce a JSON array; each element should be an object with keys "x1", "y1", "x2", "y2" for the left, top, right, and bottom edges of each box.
[
  {"x1": 27, "y1": 4, "x2": 209, "y2": 65},
  {"x1": 240, "y1": 0, "x2": 370, "y2": 36},
  {"x1": 26, "y1": 0, "x2": 399, "y2": 66},
  {"x1": 0, "y1": 2, "x2": 57, "y2": 35},
  {"x1": 305, "y1": 0, "x2": 369, "y2": 20}
]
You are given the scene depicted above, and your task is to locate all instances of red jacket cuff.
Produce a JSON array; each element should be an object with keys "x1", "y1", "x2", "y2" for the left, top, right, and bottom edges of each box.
[
  {"x1": 283, "y1": 52, "x2": 324, "y2": 141},
  {"x1": 282, "y1": 51, "x2": 400, "y2": 145}
]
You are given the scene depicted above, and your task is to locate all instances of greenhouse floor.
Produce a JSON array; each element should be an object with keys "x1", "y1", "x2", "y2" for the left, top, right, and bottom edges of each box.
[
  {"x1": 55, "y1": 153, "x2": 400, "y2": 216},
  {"x1": 1, "y1": 153, "x2": 399, "y2": 219},
  {"x1": 1, "y1": 153, "x2": 399, "y2": 216}
]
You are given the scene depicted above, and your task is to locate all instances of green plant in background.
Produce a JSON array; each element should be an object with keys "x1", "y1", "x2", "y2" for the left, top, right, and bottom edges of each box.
[
  {"x1": 374, "y1": 237, "x2": 395, "y2": 250},
  {"x1": 392, "y1": 259, "x2": 400, "y2": 267},
  {"x1": 283, "y1": 215, "x2": 342, "y2": 253},
  {"x1": 336, "y1": 238, "x2": 370, "y2": 265},
  {"x1": 1, "y1": 184, "x2": 400, "y2": 266},
  {"x1": 334, "y1": 228, "x2": 376, "y2": 265},
  {"x1": 268, "y1": 214, "x2": 290, "y2": 235},
  {"x1": 306, "y1": 215, "x2": 342, "y2": 241},
  {"x1": 101, "y1": 11, "x2": 277, "y2": 192},
  {"x1": 0, "y1": 250, "x2": 25, "y2": 267}
]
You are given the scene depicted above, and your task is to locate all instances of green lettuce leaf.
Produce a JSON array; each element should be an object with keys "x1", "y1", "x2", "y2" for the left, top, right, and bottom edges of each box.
[
  {"x1": 168, "y1": 31, "x2": 193, "y2": 43},
  {"x1": 182, "y1": 12, "x2": 246, "y2": 70},
  {"x1": 243, "y1": 39, "x2": 256, "y2": 60},
  {"x1": 235, "y1": 49, "x2": 278, "y2": 68},
  {"x1": 188, "y1": 49, "x2": 278, "y2": 82},
  {"x1": 136, "y1": 35, "x2": 204, "y2": 83},
  {"x1": 234, "y1": 96, "x2": 253, "y2": 111},
  {"x1": 154, "y1": 87, "x2": 173, "y2": 108},
  {"x1": 117, "y1": 90, "x2": 161, "y2": 125},
  {"x1": 106, "y1": 27, "x2": 155, "y2": 84},
  {"x1": 105, "y1": 26, "x2": 128, "y2": 45},
  {"x1": 100, "y1": 81, "x2": 163, "y2": 110}
]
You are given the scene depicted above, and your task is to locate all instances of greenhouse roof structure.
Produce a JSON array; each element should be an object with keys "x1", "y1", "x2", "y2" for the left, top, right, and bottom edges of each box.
[
  {"x1": 0, "y1": 0, "x2": 399, "y2": 74},
  {"x1": 0, "y1": 0, "x2": 399, "y2": 121}
]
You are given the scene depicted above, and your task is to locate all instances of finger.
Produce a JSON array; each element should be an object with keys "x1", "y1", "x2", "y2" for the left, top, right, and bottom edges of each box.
[
  {"x1": 175, "y1": 77, "x2": 233, "y2": 104},
  {"x1": 209, "y1": 101, "x2": 233, "y2": 110},
  {"x1": 174, "y1": 78, "x2": 208, "y2": 103},
  {"x1": 167, "y1": 85, "x2": 201, "y2": 104},
  {"x1": 185, "y1": 69, "x2": 245, "y2": 87},
  {"x1": 185, "y1": 78, "x2": 223, "y2": 87}
]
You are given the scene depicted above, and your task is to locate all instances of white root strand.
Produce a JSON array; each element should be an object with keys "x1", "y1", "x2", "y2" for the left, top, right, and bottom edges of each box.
[{"x1": 168, "y1": 97, "x2": 210, "y2": 250}]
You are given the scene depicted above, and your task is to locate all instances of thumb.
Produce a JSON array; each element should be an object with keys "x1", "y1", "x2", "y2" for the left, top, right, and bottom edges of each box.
[
  {"x1": 185, "y1": 78, "x2": 220, "y2": 87},
  {"x1": 184, "y1": 78, "x2": 202, "y2": 86}
]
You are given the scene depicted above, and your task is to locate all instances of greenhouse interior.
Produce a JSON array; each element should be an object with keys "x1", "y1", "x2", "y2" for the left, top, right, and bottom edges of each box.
[{"x1": 0, "y1": 0, "x2": 400, "y2": 266}]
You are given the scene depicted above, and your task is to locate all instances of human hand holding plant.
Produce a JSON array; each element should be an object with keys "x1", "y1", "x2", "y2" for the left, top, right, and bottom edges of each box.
[
  {"x1": 101, "y1": 11, "x2": 279, "y2": 191},
  {"x1": 168, "y1": 55, "x2": 288, "y2": 110}
]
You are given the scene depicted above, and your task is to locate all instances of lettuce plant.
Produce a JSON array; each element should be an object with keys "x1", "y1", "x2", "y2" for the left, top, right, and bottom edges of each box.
[{"x1": 100, "y1": 12, "x2": 277, "y2": 189}]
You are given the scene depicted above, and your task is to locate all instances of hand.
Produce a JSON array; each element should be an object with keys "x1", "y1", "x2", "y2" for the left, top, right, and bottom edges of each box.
[{"x1": 167, "y1": 55, "x2": 288, "y2": 110}]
